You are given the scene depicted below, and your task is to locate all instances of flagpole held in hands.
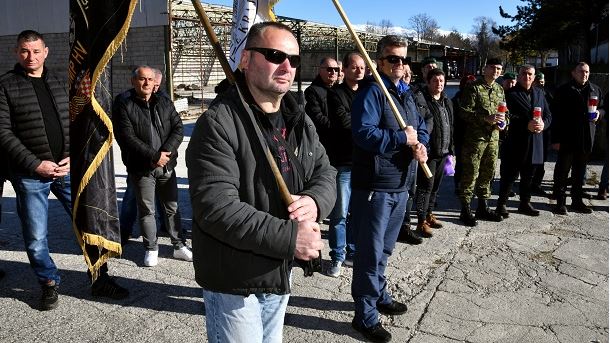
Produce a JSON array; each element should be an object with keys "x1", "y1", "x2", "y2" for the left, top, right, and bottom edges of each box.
[{"x1": 330, "y1": 0, "x2": 433, "y2": 178}]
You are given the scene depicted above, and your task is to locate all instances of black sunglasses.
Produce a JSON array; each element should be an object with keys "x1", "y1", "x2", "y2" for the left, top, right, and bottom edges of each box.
[
  {"x1": 382, "y1": 55, "x2": 408, "y2": 65},
  {"x1": 246, "y1": 47, "x2": 301, "y2": 68},
  {"x1": 325, "y1": 67, "x2": 340, "y2": 73}
]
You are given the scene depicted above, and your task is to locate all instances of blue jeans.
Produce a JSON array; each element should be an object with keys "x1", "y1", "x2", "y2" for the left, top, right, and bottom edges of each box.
[
  {"x1": 350, "y1": 189, "x2": 407, "y2": 328},
  {"x1": 11, "y1": 174, "x2": 72, "y2": 285},
  {"x1": 328, "y1": 166, "x2": 354, "y2": 262},
  {"x1": 203, "y1": 290, "x2": 289, "y2": 343}
]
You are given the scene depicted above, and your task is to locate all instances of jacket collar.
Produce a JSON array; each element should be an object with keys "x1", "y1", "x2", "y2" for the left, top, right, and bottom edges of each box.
[{"x1": 13, "y1": 63, "x2": 48, "y2": 79}]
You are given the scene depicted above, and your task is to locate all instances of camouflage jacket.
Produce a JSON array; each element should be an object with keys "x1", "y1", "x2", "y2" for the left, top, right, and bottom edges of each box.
[{"x1": 458, "y1": 78, "x2": 505, "y2": 140}]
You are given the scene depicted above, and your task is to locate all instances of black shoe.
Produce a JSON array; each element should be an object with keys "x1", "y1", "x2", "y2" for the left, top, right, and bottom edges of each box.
[
  {"x1": 495, "y1": 204, "x2": 509, "y2": 218},
  {"x1": 40, "y1": 281, "x2": 59, "y2": 311},
  {"x1": 518, "y1": 202, "x2": 540, "y2": 216},
  {"x1": 571, "y1": 202, "x2": 593, "y2": 214},
  {"x1": 531, "y1": 185, "x2": 548, "y2": 196},
  {"x1": 508, "y1": 191, "x2": 516, "y2": 198},
  {"x1": 352, "y1": 320, "x2": 391, "y2": 343},
  {"x1": 596, "y1": 189, "x2": 609, "y2": 200},
  {"x1": 581, "y1": 193, "x2": 593, "y2": 200},
  {"x1": 553, "y1": 205, "x2": 568, "y2": 215},
  {"x1": 377, "y1": 300, "x2": 408, "y2": 315},
  {"x1": 91, "y1": 275, "x2": 129, "y2": 300},
  {"x1": 475, "y1": 207, "x2": 503, "y2": 222},
  {"x1": 397, "y1": 226, "x2": 423, "y2": 245},
  {"x1": 460, "y1": 208, "x2": 477, "y2": 227}
]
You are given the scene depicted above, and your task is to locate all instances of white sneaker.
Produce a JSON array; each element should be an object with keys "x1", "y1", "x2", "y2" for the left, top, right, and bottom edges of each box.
[
  {"x1": 173, "y1": 246, "x2": 193, "y2": 262},
  {"x1": 326, "y1": 261, "x2": 342, "y2": 278},
  {"x1": 144, "y1": 250, "x2": 158, "y2": 267}
]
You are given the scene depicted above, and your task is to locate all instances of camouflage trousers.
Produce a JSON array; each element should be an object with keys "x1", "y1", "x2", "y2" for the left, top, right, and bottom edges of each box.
[{"x1": 457, "y1": 136, "x2": 499, "y2": 204}]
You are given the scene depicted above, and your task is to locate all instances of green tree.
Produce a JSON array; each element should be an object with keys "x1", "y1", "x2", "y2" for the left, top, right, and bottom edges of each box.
[{"x1": 494, "y1": 0, "x2": 608, "y2": 65}]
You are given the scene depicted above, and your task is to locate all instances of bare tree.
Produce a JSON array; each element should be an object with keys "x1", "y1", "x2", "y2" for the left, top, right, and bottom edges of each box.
[
  {"x1": 471, "y1": 16, "x2": 502, "y2": 70},
  {"x1": 379, "y1": 19, "x2": 393, "y2": 35},
  {"x1": 408, "y1": 13, "x2": 439, "y2": 41},
  {"x1": 365, "y1": 21, "x2": 379, "y2": 34}
]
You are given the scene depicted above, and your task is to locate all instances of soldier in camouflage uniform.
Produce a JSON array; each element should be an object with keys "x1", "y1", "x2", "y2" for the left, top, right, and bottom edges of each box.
[{"x1": 457, "y1": 58, "x2": 505, "y2": 226}]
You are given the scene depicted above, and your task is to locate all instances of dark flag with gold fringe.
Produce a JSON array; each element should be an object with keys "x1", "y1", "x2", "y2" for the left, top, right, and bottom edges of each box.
[{"x1": 68, "y1": 0, "x2": 137, "y2": 280}]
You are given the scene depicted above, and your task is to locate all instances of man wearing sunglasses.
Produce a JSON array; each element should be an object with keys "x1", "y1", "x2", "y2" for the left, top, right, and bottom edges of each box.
[
  {"x1": 186, "y1": 22, "x2": 336, "y2": 342},
  {"x1": 350, "y1": 35, "x2": 428, "y2": 342},
  {"x1": 305, "y1": 57, "x2": 339, "y2": 150}
]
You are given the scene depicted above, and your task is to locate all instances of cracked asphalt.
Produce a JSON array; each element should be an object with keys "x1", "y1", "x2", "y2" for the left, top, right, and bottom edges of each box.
[{"x1": 0, "y1": 117, "x2": 608, "y2": 342}]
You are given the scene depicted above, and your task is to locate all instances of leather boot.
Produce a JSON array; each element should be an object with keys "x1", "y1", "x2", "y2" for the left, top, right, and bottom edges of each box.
[
  {"x1": 571, "y1": 200, "x2": 593, "y2": 214},
  {"x1": 425, "y1": 213, "x2": 443, "y2": 228},
  {"x1": 495, "y1": 197, "x2": 509, "y2": 219},
  {"x1": 475, "y1": 198, "x2": 503, "y2": 222},
  {"x1": 397, "y1": 224, "x2": 423, "y2": 245},
  {"x1": 416, "y1": 219, "x2": 433, "y2": 238},
  {"x1": 553, "y1": 195, "x2": 568, "y2": 215},
  {"x1": 518, "y1": 201, "x2": 540, "y2": 216},
  {"x1": 459, "y1": 201, "x2": 477, "y2": 227}
]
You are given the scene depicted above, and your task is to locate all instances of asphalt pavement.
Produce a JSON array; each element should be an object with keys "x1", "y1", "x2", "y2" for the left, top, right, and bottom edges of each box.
[{"x1": 0, "y1": 84, "x2": 608, "y2": 342}]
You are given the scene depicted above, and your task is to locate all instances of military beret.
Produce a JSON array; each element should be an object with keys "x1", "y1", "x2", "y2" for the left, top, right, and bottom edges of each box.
[{"x1": 503, "y1": 72, "x2": 516, "y2": 80}]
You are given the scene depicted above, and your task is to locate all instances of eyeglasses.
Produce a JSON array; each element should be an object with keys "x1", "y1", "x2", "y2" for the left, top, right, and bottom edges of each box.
[
  {"x1": 245, "y1": 47, "x2": 301, "y2": 68},
  {"x1": 381, "y1": 55, "x2": 408, "y2": 65},
  {"x1": 325, "y1": 67, "x2": 340, "y2": 73}
]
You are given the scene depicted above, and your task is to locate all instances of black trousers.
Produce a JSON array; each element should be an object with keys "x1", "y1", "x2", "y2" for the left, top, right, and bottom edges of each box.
[
  {"x1": 415, "y1": 156, "x2": 447, "y2": 221},
  {"x1": 499, "y1": 159, "x2": 539, "y2": 204},
  {"x1": 553, "y1": 149, "x2": 589, "y2": 202}
]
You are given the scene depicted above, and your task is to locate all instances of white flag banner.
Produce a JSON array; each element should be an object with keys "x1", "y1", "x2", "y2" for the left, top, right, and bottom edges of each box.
[{"x1": 228, "y1": 0, "x2": 279, "y2": 71}]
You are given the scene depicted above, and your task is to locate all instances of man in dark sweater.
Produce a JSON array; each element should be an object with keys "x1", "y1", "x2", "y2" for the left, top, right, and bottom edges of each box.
[{"x1": 325, "y1": 52, "x2": 365, "y2": 277}]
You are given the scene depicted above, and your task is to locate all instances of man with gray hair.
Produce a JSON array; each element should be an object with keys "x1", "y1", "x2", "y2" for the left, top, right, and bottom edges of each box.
[
  {"x1": 113, "y1": 65, "x2": 191, "y2": 267},
  {"x1": 350, "y1": 35, "x2": 428, "y2": 342},
  {"x1": 496, "y1": 65, "x2": 551, "y2": 218}
]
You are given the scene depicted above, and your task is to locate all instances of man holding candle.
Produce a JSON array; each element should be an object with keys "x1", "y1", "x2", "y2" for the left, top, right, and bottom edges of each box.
[
  {"x1": 551, "y1": 62, "x2": 605, "y2": 214},
  {"x1": 496, "y1": 65, "x2": 552, "y2": 217}
]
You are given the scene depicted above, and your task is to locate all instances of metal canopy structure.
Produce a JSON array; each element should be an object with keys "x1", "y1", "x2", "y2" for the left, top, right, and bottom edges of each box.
[{"x1": 168, "y1": 1, "x2": 475, "y2": 87}]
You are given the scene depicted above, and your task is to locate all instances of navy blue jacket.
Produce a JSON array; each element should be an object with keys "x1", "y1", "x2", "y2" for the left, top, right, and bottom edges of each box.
[{"x1": 351, "y1": 74, "x2": 429, "y2": 192}]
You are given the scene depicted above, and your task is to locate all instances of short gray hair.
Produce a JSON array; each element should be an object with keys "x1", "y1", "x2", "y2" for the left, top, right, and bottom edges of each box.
[
  {"x1": 131, "y1": 65, "x2": 153, "y2": 79},
  {"x1": 376, "y1": 35, "x2": 407, "y2": 59}
]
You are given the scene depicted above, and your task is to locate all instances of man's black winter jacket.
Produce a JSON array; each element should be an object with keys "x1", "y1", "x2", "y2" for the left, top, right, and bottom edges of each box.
[{"x1": 0, "y1": 64, "x2": 69, "y2": 176}]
